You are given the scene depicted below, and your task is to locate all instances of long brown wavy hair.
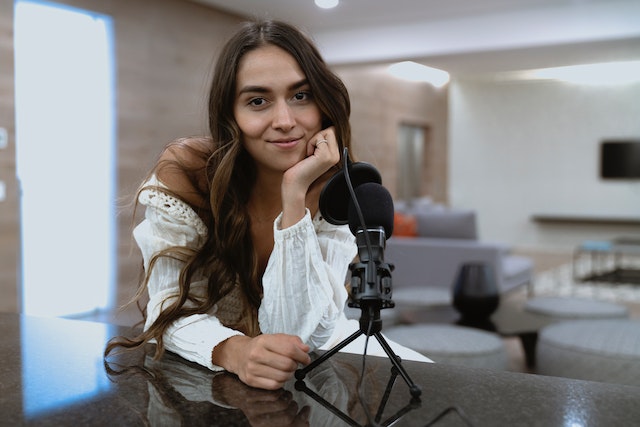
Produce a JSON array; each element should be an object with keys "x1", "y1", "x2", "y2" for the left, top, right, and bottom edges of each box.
[{"x1": 106, "y1": 20, "x2": 352, "y2": 361}]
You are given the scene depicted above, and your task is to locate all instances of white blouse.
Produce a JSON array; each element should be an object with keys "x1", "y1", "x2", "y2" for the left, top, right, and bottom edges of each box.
[{"x1": 134, "y1": 179, "x2": 431, "y2": 371}]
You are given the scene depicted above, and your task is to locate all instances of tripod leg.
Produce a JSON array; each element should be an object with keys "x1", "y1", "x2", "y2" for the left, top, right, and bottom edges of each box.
[
  {"x1": 294, "y1": 380, "x2": 361, "y2": 426},
  {"x1": 374, "y1": 366, "x2": 398, "y2": 422},
  {"x1": 374, "y1": 332, "x2": 422, "y2": 398},
  {"x1": 295, "y1": 329, "x2": 364, "y2": 379}
]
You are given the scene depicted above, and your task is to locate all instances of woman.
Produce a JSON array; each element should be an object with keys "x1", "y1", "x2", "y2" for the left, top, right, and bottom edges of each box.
[{"x1": 107, "y1": 19, "x2": 429, "y2": 391}]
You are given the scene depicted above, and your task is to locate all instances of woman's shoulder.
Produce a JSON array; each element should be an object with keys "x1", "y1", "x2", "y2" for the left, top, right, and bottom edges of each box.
[
  {"x1": 159, "y1": 136, "x2": 212, "y2": 167},
  {"x1": 154, "y1": 136, "x2": 213, "y2": 214}
]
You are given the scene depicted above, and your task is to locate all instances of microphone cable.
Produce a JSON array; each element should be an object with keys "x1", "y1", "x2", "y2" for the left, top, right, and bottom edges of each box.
[
  {"x1": 357, "y1": 305, "x2": 376, "y2": 427},
  {"x1": 342, "y1": 147, "x2": 376, "y2": 285},
  {"x1": 342, "y1": 147, "x2": 379, "y2": 426}
]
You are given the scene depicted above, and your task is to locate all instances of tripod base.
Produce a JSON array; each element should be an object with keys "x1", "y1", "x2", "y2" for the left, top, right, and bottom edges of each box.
[
  {"x1": 295, "y1": 327, "x2": 422, "y2": 398},
  {"x1": 295, "y1": 365, "x2": 421, "y2": 426}
]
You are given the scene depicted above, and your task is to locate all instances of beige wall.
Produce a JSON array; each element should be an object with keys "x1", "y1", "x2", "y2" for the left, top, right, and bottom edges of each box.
[
  {"x1": 450, "y1": 78, "x2": 640, "y2": 250},
  {"x1": 0, "y1": 0, "x2": 448, "y2": 314}
]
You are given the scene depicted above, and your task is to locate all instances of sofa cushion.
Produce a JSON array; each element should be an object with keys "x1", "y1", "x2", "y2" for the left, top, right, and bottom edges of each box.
[
  {"x1": 393, "y1": 212, "x2": 418, "y2": 237},
  {"x1": 394, "y1": 197, "x2": 434, "y2": 214},
  {"x1": 500, "y1": 254, "x2": 533, "y2": 293},
  {"x1": 415, "y1": 209, "x2": 477, "y2": 240}
]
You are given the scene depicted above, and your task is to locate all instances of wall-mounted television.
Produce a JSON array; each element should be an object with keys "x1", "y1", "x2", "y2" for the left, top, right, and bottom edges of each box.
[{"x1": 600, "y1": 140, "x2": 640, "y2": 179}]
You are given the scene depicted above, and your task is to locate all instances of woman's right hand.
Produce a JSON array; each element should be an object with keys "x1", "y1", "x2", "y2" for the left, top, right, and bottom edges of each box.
[
  {"x1": 212, "y1": 334, "x2": 311, "y2": 390},
  {"x1": 280, "y1": 127, "x2": 340, "y2": 228}
]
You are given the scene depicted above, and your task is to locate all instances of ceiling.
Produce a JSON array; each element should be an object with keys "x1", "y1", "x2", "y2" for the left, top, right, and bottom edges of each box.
[{"x1": 193, "y1": 0, "x2": 640, "y2": 77}]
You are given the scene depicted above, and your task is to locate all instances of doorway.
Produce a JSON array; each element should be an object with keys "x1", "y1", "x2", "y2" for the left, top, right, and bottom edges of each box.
[{"x1": 397, "y1": 123, "x2": 429, "y2": 203}]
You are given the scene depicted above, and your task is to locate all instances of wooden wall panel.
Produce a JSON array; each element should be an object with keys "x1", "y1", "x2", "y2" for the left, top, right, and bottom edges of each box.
[
  {"x1": 335, "y1": 65, "x2": 449, "y2": 203},
  {"x1": 0, "y1": 0, "x2": 18, "y2": 312}
]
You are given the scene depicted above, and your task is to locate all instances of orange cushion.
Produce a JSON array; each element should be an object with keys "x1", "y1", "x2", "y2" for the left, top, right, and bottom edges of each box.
[{"x1": 393, "y1": 212, "x2": 417, "y2": 237}]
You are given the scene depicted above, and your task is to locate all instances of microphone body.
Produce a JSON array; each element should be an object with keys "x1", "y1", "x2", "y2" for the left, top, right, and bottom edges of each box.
[
  {"x1": 349, "y1": 227, "x2": 394, "y2": 309},
  {"x1": 345, "y1": 182, "x2": 395, "y2": 312}
]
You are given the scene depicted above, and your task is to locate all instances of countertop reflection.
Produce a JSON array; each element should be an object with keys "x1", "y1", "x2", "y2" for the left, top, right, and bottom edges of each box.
[{"x1": 2, "y1": 313, "x2": 640, "y2": 426}]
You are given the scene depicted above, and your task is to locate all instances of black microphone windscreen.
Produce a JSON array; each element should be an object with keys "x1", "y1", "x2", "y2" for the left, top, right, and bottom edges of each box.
[
  {"x1": 347, "y1": 182, "x2": 394, "y2": 238},
  {"x1": 319, "y1": 162, "x2": 381, "y2": 225}
]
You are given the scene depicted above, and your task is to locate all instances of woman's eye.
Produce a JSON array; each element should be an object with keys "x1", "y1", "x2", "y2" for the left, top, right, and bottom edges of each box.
[
  {"x1": 249, "y1": 97, "x2": 267, "y2": 107},
  {"x1": 294, "y1": 91, "x2": 312, "y2": 101}
]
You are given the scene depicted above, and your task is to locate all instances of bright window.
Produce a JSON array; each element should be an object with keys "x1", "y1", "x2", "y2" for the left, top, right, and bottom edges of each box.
[{"x1": 14, "y1": 0, "x2": 116, "y2": 317}]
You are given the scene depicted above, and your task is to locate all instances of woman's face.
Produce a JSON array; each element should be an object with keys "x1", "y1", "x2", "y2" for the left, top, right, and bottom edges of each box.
[{"x1": 234, "y1": 44, "x2": 323, "y2": 175}]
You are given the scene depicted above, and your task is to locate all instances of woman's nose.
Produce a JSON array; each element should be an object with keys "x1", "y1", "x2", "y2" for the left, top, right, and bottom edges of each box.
[{"x1": 272, "y1": 101, "x2": 295, "y2": 130}]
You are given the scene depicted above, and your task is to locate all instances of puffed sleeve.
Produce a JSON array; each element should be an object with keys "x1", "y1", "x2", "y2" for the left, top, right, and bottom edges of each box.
[
  {"x1": 258, "y1": 210, "x2": 357, "y2": 350},
  {"x1": 134, "y1": 182, "x2": 243, "y2": 371}
]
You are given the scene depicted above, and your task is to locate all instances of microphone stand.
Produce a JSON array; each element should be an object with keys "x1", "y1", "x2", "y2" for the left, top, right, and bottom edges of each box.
[
  {"x1": 296, "y1": 148, "x2": 421, "y2": 398},
  {"x1": 295, "y1": 233, "x2": 422, "y2": 398}
]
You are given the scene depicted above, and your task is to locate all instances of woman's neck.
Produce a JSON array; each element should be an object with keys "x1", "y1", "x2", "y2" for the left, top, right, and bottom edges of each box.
[{"x1": 248, "y1": 172, "x2": 283, "y2": 223}]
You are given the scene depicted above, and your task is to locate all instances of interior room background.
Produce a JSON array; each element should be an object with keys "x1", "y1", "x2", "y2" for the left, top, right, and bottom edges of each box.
[{"x1": 0, "y1": 0, "x2": 638, "y2": 316}]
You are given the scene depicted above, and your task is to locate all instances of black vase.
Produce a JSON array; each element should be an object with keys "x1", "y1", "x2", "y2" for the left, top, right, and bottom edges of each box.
[{"x1": 452, "y1": 262, "x2": 499, "y2": 321}]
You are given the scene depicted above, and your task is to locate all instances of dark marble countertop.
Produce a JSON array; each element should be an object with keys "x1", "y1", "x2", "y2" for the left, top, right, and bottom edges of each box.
[{"x1": 1, "y1": 312, "x2": 639, "y2": 426}]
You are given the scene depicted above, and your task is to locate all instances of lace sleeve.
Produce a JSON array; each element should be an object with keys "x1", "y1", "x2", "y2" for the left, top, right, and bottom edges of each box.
[{"x1": 138, "y1": 185, "x2": 208, "y2": 237}]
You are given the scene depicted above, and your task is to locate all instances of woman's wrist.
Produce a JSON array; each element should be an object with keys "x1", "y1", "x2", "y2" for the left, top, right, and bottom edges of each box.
[
  {"x1": 280, "y1": 183, "x2": 307, "y2": 228},
  {"x1": 211, "y1": 335, "x2": 250, "y2": 374}
]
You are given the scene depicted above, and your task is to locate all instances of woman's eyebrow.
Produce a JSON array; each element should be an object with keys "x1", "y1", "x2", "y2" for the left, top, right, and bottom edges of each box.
[
  {"x1": 289, "y1": 79, "x2": 310, "y2": 91},
  {"x1": 237, "y1": 85, "x2": 269, "y2": 96},
  {"x1": 237, "y1": 79, "x2": 310, "y2": 96}
]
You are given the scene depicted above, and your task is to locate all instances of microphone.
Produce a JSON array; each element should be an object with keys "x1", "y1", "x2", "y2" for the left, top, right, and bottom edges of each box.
[
  {"x1": 347, "y1": 182, "x2": 394, "y2": 238},
  {"x1": 319, "y1": 160, "x2": 381, "y2": 226},
  {"x1": 318, "y1": 150, "x2": 393, "y2": 288},
  {"x1": 318, "y1": 148, "x2": 395, "y2": 310}
]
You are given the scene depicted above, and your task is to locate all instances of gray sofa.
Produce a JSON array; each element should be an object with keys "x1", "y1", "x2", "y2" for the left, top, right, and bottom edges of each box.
[{"x1": 385, "y1": 200, "x2": 533, "y2": 295}]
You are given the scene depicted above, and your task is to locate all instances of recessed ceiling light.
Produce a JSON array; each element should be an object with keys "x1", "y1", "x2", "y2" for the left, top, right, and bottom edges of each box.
[
  {"x1": 315, "y1": 0, "x2": 339, "y2": 9},
  {"x1": 527, "y1": 61, "x2": 640, "y2": 85},
  {"x1": 388, "y1": 61, "x2": 450, "y2": 88}
]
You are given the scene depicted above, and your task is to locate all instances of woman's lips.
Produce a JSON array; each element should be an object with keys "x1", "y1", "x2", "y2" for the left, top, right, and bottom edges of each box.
[{"x1": 270, "y1": 138, "x2": 302, "y2": 149}]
